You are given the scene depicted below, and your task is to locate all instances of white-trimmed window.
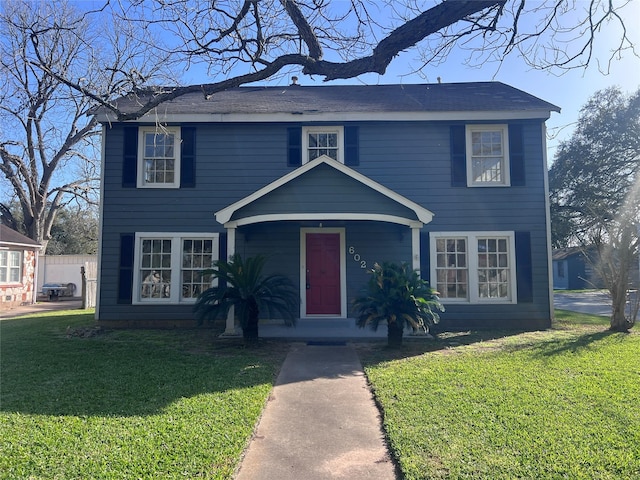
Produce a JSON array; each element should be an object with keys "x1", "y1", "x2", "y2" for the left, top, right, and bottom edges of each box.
[
  {"x1": 133, "y1": 233, "x2": 219, "y2": 304},
  {"x1": 138, "y1": 127, "x2": 181, "y2": 188},
  {"x1": 430, "y1": 232, "x2": 516, "y2": 303},
  {"x1": 302, "y1": 126, "x2": 344, "y2": 163},
  {"x1": 466, "y1": 125, "x2": 510, "y2": 186},
  {"x1": 0, "y1": 251, "x2": 22, "y2": 284}
]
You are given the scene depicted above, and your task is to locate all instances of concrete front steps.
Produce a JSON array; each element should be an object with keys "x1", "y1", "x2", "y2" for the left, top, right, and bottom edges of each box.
[{"x1": 233, "y1": 317, "x2": 434, "y2": 341}]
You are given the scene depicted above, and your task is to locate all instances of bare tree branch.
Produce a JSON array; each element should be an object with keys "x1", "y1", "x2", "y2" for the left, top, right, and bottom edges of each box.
[
  {"x1": 0, "y1": 0, "x2": 129, "y2": 250},
  {"x1": 280, "y1": 0, "x2": 324, "y2": 59}
]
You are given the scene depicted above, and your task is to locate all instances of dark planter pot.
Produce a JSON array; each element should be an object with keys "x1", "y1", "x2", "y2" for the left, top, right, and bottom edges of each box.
[{"x1": 387, "y1": 321, "x2": 404, "y2": 348}]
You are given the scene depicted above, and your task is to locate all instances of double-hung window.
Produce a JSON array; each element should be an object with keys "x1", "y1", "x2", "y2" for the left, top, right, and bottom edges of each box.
[
  {"x1": 302, "y1": 126, "x2": 344, "y2": 163},
  {"x1": 466, "y1": 125, "x2": 510, "y2": 186},
  {"x1": 0, "y1": 251, "x2": 22, "y2": 284},
  {"x1": 133, "y1": 233, "x2": 219, "y2": 304},
  {"x1": 138, "y1": 127, "x2": 181, "y2": 188},
  {"x1": 431, "y1": 232, "x2": 516, "y2": 303}
]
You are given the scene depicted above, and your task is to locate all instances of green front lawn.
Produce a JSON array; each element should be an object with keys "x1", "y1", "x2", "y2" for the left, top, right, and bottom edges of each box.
[
  {"x1": 0, "y1": 310, "x2": 288, "y2": 479},
  {"x1": 3, "y1": 308, "x2": 638, "y2": 479},
  {"x1": 360, "y1": 318, "x2": 640, "y2": 479}
]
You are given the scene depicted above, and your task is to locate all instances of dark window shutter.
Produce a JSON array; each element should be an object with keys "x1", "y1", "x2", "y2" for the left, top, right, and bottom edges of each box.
[
  {"x1": 287, "y1": 127, "x2": 302, "y2": 167},
  {"x1": 450, "y1": 125, "x2": 466, "y2": 187},
  {"x1": 118, "y1": 233, "x2": 135, "y2": 304},
  {"x1": 344, "y1": 126, "x2": 359, "y2": 166},
  {"x1": 515, "y1": 231, "x2": 533, "y2": 303},
  {"x1": 180, "y1": 126, "x2": 196, "y2": 188},
  {"x1": 509, "y1": 124, "x2": 525, "y2": 186},
  {"x1": 122, "y1": 127, "x2": 138, "y2": 188},
  {"x1": 420, "y1": 231, "x2": 431, "y2": 282},
  {"x1": 219, "y1": 232, "x2": 227, "y2": 263}
]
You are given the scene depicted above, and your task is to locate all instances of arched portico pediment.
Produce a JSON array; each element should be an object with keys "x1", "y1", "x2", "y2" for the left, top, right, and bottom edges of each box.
[{"x1": 215, "y1": 156, "x2": 434, "y2": 228}]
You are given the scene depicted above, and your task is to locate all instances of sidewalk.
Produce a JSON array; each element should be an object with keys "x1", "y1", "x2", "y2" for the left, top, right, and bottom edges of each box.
[{"x1": 235, "y1": 344, "x2": 397, "y2": 480}]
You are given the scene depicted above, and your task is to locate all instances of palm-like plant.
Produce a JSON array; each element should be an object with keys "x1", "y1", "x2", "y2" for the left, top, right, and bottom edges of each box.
[
  {"x1": 352, "y1": 261, "x2": 444, "y2": 348},
  {"x1": 194, "y1": 254, "x2": 299, "y2": 345}
]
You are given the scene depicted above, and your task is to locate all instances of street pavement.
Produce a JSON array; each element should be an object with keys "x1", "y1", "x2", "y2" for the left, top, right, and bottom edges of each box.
[
  {"x1": 555, "y1": 289, "x2": 640, "y2": 320},
  {"x1": 553, "y1": 291, "x2": 611, "y2": 317}
]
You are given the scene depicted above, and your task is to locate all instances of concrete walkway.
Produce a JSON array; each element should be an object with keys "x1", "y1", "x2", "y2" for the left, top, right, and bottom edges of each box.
[
  {"x1": 235, "y1": 344, "x2": 397, "y2": 480},
  {"x1": 0, "y1": 297, "x2": 82, "y2": 319}
]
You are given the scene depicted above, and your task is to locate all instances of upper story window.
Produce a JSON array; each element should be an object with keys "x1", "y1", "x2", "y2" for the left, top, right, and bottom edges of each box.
[
  {"x1": 302, "y1": 126, "x2": 344, "y2": 164},
  {"x1": 138, "y1": 127, "x2": 181, "y2": 188},
  {"x1": 466, "y1": 125, "x2": 510, "y2": 187},
  {"x1": 430, "y1": 231, "x2": 516, "y2": 304},
  {"x1": 132, "y1": 232, "x2": 219, "y2": 304},
  {"x1": 0, "y1": 251, "x2": 22, "y2": 284}
]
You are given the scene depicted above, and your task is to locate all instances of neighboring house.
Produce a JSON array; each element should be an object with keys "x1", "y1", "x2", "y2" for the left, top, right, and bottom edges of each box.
[
  {"x1": 0, "y1": 224, "x2": 41, "y2": 311},
  {"x1": 552, "y1": 247, "x2": 638, "y2": 290},
  {"x1": 94, "y1": 82, "x2": 560, "y2": 331},
  {"x1": 552, "y1": 247, "x2": 591, "y2": 290}
]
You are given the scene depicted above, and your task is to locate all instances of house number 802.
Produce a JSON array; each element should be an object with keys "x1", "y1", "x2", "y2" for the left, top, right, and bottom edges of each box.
[{"x1": 348, "y1": 246, "x2": 367, "y2": 269}]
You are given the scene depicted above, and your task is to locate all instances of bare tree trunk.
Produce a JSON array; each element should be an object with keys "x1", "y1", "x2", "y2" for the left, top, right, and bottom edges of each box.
[
  {"x1": 608, "y1": 226, "x2": 635, "y2": 332},
  {"x1": 609, "y1": 283, "x2": 631, "y2": 332}
]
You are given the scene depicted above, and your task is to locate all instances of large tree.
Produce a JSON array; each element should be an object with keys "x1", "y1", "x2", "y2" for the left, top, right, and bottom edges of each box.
[
  {"x1": 4, "y1": 0, "x2": 636, "y2": 247},
  {"x1": 46, "y1": 206, "x2": 100, "y2": 255},
  {"x1": 30, "y1": 0, "x2": 637, "y2": 122},
  {"x1": 0, "y1": 0, "x2": 170, "y2": 251},
  {"x1": 550, "y1": 87, "x2": 640, "y2": 331}
]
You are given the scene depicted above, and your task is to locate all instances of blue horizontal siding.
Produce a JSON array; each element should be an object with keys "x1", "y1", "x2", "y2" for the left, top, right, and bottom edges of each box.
[{"x1": 98, "y1": 120, "x2": 551, "y2": 327}]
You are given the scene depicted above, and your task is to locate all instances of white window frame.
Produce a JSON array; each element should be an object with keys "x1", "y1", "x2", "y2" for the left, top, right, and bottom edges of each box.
[
  {"x1": 132, "y1": 232, "x2": 219, "y2": 304},
  {"x1": 137, "y1": 126, "x2": 181, "y2": 188},
  {"x1": 302, "y1": 126, "x2": 344, "y2": 164},
  {"x1": 0, "y1": 250, "x2": 22, "y2": 284},
  {"x1": 466, "y1": 124, "x2": 510, "y2": 187},
  {"x1": 430, "y1": 231, "x2": 517, "y2": 304}
]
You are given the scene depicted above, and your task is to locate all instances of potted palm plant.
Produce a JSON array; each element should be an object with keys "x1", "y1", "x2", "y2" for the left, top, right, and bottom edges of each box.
[
  {"x1": 352, "y1": 261, "x2": 443, "y2": 348},
  {"x1": 194, "y1": 254, "x2": 299, "y2": 345}
]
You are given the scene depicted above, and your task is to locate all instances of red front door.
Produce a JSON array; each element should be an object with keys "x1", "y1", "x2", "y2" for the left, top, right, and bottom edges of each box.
[{"x1": 306, "y1": 233, "x2": 341, "y2": 315}]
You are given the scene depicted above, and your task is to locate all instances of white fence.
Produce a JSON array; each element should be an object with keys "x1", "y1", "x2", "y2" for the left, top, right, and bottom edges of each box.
[
  {"x1": 37, "y1": 255, "x2": 97, "y2": 308},
  {"x1": 81, "y1": 261, "x2": 98, "y2": 309}
]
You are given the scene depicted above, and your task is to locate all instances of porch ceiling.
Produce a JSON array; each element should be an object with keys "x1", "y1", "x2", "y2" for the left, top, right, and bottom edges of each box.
[{"x1": 215, "y1": 156, "x2": 434, "y2": 227}]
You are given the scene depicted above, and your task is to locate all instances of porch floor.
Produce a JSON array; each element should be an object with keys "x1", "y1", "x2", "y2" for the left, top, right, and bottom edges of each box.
[{"x1": 227, "y1": 318, "x2": 434, "y2": 342}]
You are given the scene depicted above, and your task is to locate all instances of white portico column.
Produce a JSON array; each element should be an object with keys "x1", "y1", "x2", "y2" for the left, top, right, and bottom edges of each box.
[
  {"x1": 411, "y1": 223, "x2": 422, "y2": 274},
  {"x1": 224, "y1": 226, "x2": 237, "y2": 335}
]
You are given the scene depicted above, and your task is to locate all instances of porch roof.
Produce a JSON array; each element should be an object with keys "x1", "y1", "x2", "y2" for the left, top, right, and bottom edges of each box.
[{"x1": 215, "y1": 156, "x2": 433, "y2": 228}]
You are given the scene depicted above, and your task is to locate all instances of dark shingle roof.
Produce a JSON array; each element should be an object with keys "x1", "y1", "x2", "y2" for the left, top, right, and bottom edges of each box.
[
  {"x1": 106, "y1": 82, "x2": 560, "y2": 117},
  {"x1": 0, "y1": 224, "x2": 41, "y2": 248}
]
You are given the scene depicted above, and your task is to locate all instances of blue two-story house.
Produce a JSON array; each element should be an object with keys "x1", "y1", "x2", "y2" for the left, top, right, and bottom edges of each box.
[{"x1": 94, "y1": 82, "x2": 559, "y2": 332}]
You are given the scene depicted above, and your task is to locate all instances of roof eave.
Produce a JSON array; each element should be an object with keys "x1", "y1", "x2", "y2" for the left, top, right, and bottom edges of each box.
[{"x1": 95, "y1": 109, "x2": 558, "y2": 124}]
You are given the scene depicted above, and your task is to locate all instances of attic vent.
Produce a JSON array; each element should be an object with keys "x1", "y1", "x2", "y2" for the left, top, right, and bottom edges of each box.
[{"x1": 291, "y1": 76, "x2": 299, "y2": 86}]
